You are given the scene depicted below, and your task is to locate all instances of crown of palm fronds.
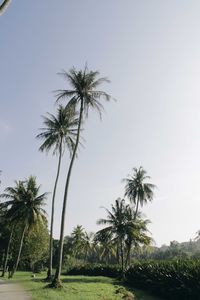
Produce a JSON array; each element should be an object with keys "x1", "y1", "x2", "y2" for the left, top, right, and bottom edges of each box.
[
  {"x1": 0, "y1": 176, "x2": 48, "y2": 229},
  {"x1": 36, "y1": 105, "x2": 79, "y2": 156},
  {"x1": 55, "y1": 66, "x2": 111, "y2": 119},
  {"x1": 123, "y1": 166, "x2": 156, "y2": 206}
]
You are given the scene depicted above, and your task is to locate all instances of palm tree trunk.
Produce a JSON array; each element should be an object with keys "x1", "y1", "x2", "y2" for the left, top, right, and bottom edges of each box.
[
  {"x1": 0, "y1": 0, "x2": 11, "y2": 15},
  {"x1": 46, "y1": 140, "x2": 63, "y2": 280},
  {"x1": 125, "y1": 241, "x2": 132, "y2": 269},
  {"x1": 52, "y1": 98, "x2": 84, "y2": 287},
  {"x1": 120, "y1": 238, "x2": 124, "y2": 276},
  {"x1": 84, "y1": 248, "x2": 88, "y2": 263},
  {"x1": 116, "y1": 242, "x2": 120, "y2": 264},
  {"x1": 10, "y1": 224, "x2": 27, "y2": 278},
  {"x1": 134, "y1": 197, "x2": 139, "y2": 220},
  {"x1": 1, "y1": 225, "x2": 14, "y2": 277}
]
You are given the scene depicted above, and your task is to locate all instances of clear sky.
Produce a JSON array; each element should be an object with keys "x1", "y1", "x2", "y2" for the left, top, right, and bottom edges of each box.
[{"x1": 1, "y1": 0, "x2": 200, "y2": 246}]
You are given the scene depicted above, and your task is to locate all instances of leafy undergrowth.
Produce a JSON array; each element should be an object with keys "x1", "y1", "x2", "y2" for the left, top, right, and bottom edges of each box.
[{"x1": 7, "y1": 272, "x2": 162, "y2": 300}]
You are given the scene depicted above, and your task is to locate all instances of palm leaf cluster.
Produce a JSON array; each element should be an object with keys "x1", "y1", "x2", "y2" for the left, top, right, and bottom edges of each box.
[
  {"x1": 2, "y1": 177, "x2": 47, "y2": 227},
  {"x1": 37, "y1": 105, "x2": 78, "y2": 156},
  {"x1": 56, "y1": 68, "x2": 111, "y2": 118},
  {"x1": 123, "y1": 166, "x2": 156, "y2": 219}
]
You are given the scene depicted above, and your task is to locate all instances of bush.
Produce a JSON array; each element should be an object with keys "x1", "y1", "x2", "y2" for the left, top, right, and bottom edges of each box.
[
  {"x1": 125, "y1": 260, "x2": 200, "y2": 299},
  {"x1": 63, "y1": 263, "x2": 122, "y2": 278}
]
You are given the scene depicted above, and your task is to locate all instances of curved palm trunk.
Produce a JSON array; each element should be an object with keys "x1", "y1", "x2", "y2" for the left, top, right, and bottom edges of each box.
[
  {"x1": 1, "y1": 225, "x2": 14, "y2": 277},
  {"x1": 46, "y1": 140, "x2": 63, "y2": 280},
  {"x1": 52, "y1": 99, "x2": 84, "y2": 287},
  {"x1": 0, "y1": 0, "x2": 11, "y2": 15},
  {"x1": 10, "y1": 224, "x2": 27, "y2": 278},
  {"x1": 134, "y1": 197, "x2": 139, "y2": 220}
]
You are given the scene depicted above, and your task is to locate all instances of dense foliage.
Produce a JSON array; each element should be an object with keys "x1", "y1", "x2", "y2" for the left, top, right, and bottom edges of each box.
[
  {"x1": 64, "y1": 260, "x2": 200, "y2": 299},
  {"x1": 65, "y1": 264, "x2": 122, "y2": 278},
  {"x1": 134, "y1": 239, "x2": 200, "y2": 261},
  {"x1": 126, "y1": 260, "x2": 200, "y2": 299}
]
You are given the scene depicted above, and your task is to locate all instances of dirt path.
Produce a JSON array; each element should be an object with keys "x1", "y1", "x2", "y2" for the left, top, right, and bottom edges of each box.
[{"x1": 0, "y1": 279, "x2": 31, "y2": 300}]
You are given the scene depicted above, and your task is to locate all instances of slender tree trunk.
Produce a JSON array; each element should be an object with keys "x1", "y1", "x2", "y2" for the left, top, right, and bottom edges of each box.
[
  {"x1": 125, "y1": 241, "x2": 132, "y2": 269},
  {"x1": 0, "y1": 0, "x2": 11, "y2": 15},
  {"x1": 10, "y1": 224, "x2": 27, "y2": 278},
  {"x1": 120, "y1": 238, "x2": 124, "y2": 276},
  {"x1": 84, "y1": 248, "x2": 88, "y2": 263},
  {"x1": 52, "y1": 99, "x2": 84, "y2": 287},
  {"x1": 46, "y1": 140, "x2": 63, "y2": 280},
  {"x1": 116, "y1": 242, "x2": 120, "y2": 264},
  {"x1": 1, "y1": 225, "x2": 14, "y2": 277},
  {"x1": 134, "y1": 197, "x2": 139, "y2": 220}
]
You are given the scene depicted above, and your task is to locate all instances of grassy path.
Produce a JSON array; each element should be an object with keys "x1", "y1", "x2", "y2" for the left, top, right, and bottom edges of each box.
[{"x1": 7, "y1": 272, "x2": 162, "y2": 300}]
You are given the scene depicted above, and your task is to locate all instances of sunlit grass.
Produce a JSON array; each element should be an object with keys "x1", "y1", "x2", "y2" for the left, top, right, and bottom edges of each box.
[{"x1": 6, "y1": 272, "x2": 162, "y2": 300}]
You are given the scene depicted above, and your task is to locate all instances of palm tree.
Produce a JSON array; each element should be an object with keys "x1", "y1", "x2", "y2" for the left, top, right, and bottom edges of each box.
[
  {"x1": 123, "y1": 208, "x2": 152, "y2": 268},
  {"x1": 97, "y1": 198, "x2": 128, "y2": 273},
  {"x1": 97, "y1": 198, "x2": 151, "y2": 273},
  {"x1": 36, "y1": 105, "x2": 78, "y2": 280},
  {"x1": 82, "y1": 231, "x2": 94, "y2": 262},
  {"x1": 51, "y1": 66, "x2": 111, "y2": 287},
  {"x1": 123, "y1": 166, "x2": 156, "y2": 219},
  {"x1": 0, "y1": 0, "x2": 11, "y2": 15},
  {"x1": 94, "y1": 230, "x2": 116, "y2": 264},
  {"x1": 70, "y1": 225, "x2": 85, "y2": 259},
  {"x1": 1, "y1": 176, "x2": 47, "y2": 277}
]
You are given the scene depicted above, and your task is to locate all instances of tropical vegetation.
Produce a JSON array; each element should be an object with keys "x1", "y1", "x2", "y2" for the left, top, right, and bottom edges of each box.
[
  {"x1": 36, "y1": 104, "x2": 78, "y2": 280},
  {"x1": 1, "y1": 66, "x2": 200, "y2": 300},
  {"x1": 0, "y1": 176, "x2": 47, "y2": 277},
  {"x1": 51, "y1": 66, "x2": 111, "y2": 287}
]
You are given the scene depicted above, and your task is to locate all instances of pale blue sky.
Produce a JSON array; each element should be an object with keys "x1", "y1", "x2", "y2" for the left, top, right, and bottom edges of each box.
[{"x1": 1, "y1": 0, "x2": 200, "y2": 246}]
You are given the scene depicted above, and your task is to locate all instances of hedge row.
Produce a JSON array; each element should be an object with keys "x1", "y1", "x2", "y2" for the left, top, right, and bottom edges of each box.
[
  {"x1": 64, "y1": 264, "x2": 122, "y2": 278},
  {"x1": 126, "y1": 260, "x2": 200, "y2": 299}
]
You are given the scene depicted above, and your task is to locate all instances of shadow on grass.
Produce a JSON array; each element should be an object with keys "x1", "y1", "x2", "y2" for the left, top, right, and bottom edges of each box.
[
  {"x1": 30, "y1": 275, "x2": 162, "y2": 299},
  {"x1": 118, "y1": 281, "x2": 163, "y2": 300}
]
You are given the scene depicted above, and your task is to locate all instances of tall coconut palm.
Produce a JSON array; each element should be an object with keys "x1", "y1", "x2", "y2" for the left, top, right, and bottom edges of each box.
[
  {"x1": 51, "y1": 67, "x2": 111, "y2": 287},
  {"x1": 0, "y1": 0, "x2": 11, "y2": 15},
  {"x1": 123, "y1": 166, "x2": 156, "y2": 219},
  {"x1": 1, "y1": 176, "x2": 47, "y2": 277},
  {"x1": 36, "y1": 105, "x2": 78, "y2": 280}
]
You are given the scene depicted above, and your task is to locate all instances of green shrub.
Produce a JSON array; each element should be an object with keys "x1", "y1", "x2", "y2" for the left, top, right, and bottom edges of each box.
[
  {"x1": 63, "y1": 263, "x2": 121, "y2": 278},
  {"x1": 125, "y1": 260, "x2": 200, "y2": 299}
]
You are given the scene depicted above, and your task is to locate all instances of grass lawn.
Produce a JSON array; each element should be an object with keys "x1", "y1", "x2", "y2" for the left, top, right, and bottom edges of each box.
[{"x1": 7, "y1": 272, "x2": 162, "y2": 300}]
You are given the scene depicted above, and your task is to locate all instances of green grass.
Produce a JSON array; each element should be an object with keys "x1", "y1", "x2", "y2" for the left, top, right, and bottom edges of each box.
[{"x1": 6, "y1": 272, "x2": 162, "y2": 300}]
